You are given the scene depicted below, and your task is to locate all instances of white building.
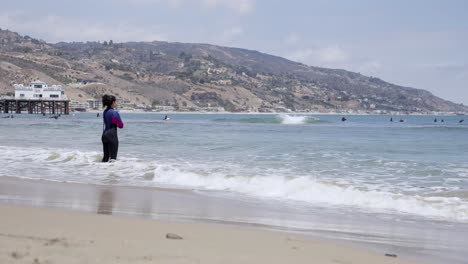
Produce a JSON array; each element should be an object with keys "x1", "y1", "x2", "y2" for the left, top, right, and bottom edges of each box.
[
  {"x1": 87, "y1": 99, "x2": 102, "y2": 109},
  {"x1": 14, "y1": 80, "x2": 66, "y2": 100}
]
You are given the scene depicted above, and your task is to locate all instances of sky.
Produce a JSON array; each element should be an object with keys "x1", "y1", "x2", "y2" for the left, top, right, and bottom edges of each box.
[{"x1": 1, "y1": 0, "x2": 467, "y2": 104}]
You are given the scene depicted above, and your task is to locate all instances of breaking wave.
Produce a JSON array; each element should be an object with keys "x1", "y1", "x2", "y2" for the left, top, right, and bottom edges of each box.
[{"x1": 1, "y1": 145, "x2": 468, "y2": 223}]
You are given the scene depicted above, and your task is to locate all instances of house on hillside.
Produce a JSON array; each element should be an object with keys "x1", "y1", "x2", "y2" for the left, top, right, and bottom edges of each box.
[{"x1": 14, "y1": 80, "x2": 66, "y2": 99}]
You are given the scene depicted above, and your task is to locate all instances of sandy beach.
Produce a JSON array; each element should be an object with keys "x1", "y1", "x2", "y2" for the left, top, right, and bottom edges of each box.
[
  {"x1": 0, "y1": 201, "x2": 419, "y2": 264},
  {"x1": 0, "y1": 176, "x2": 422, "y2": 264}
]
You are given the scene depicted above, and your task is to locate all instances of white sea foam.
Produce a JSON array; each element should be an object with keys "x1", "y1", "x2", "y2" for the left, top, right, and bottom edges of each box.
[
  {"x1": 150, "y1": 163, "x2": 468, "y2": 222},
  {"x1": 1, "y1": 145, "x2": 468, "y2": 222},
  {"x1": 279, "y1": 114, "x2": 308, "y2": 125}
]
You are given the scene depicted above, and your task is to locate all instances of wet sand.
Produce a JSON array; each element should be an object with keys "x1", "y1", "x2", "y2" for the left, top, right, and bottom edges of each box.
[{"x1": 0, "y1": 177, "x2": 421, "y2": 264}]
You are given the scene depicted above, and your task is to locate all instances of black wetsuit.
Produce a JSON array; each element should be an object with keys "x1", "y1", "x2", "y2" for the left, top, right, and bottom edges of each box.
[{"x1": 101, "y1": 108, "x2": 124, "y2": 162}]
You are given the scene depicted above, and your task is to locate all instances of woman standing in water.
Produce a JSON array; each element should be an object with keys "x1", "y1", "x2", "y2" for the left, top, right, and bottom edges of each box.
[{"x1": 101, "y1": 94, "x2": 124, "y2": 162}]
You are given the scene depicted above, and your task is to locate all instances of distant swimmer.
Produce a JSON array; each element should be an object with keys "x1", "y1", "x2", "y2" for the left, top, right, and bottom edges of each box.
[
  {"x1": 460, "y1": 119, "x2": 465, "y2": 123},
  {"x1": 434, "y1": 118, "x2": 438, "y2": 122},
  {"x1": 341, "y1": 117, "x2": 347, "y2": 122},
  {"x1": 399, "y1": 119, "x2": 405, "y2": 122},
  {"x1": 441, "y1": 119, "x2": 445, "y2": 123},
  {"x1": 390, "y1": 117, "x2": 393, "y2": 122},
  {"x1": 163, "y1": 115, "x2": 170, "y2": 121},
  {"x1": 97, "y1": 113, "x2": 100, "y2": 117}
]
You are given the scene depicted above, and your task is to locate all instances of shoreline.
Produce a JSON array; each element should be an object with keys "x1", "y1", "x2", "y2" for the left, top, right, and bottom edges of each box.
[
  {"x1": 0, "y1": 176, "x2": 420, "y2": 264},
  {"x1": 0, "y1": 203, "x2": 418, "y2": 264}
]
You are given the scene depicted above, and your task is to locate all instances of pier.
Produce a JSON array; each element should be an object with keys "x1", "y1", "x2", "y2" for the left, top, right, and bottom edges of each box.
[{"x1": 0, "y1": 99, "x2": 70, "y2": 115}]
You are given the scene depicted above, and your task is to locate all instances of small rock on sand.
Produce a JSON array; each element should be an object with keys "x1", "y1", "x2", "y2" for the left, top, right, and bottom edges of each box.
[
  {"x1": 166, "y1": 233, "x2": 183, "y2": 240},
  {"x1": 11, "y1": 251, "x2": 28, "y2": 259}
]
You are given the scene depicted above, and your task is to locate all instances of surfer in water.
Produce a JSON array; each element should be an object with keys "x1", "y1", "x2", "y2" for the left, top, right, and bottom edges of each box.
[
  {"x1": 341, "y1": 117, "x2": 347, "y2": 122},
  {"x1": 163, "y1": 115, "x2": 170, "y2": 121},
  {"x1": 101, "y1": 94, "x2": 124, "y2": 162}
]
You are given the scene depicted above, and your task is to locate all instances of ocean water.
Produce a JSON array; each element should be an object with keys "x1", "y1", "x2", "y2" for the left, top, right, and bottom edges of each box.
[{"x1": 1, "y1": 112, "x2": 468, "y2": 262}]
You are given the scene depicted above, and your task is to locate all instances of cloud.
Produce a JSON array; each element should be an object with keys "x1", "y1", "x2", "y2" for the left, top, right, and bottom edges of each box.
[
  {"x1": 0, "y1": 11, "x2": 168, "y2": 42},
  {"x1": 115, "y1": 0, "x2": 255, "y2": 14},
  {"x1": 286, "y1": 45, "x2": 349, "y2": 66},
  {"x1": 202, "y1": 0, "x2": 255, "y2": 14}
]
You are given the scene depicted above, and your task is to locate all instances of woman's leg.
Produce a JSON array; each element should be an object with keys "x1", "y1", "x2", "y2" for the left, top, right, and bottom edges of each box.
[
  {"x1": 109, "y1": 139, "x2": 119, "y2": 160},
  {"x1": 102, "y1": 138, "x2": 110, "y2": 162}
]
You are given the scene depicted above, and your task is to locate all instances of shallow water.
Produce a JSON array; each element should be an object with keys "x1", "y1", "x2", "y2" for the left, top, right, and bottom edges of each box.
[{"x1": 1, "y1": 112, "x2": 467, "y2": 263}]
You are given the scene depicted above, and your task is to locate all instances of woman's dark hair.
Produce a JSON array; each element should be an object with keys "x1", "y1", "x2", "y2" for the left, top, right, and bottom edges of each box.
[{"x1": 102, "y1": 94, "x2": 116, "y2": 109}]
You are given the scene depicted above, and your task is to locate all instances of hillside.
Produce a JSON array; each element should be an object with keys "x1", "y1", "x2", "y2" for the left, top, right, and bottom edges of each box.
[{"x1": 0, "y1": 28, "x2": 466, "y2": 113}]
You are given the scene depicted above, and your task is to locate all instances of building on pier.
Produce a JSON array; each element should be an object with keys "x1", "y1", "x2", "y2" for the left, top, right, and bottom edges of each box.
[{"x1": 14, "y1": 80, "x2": 66, "y2": 100}]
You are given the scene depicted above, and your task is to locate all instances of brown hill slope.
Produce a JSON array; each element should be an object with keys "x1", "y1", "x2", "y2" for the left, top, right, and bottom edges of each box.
[{"x1": 0, "y1": 28, "x2": 466, "y2": 113}]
